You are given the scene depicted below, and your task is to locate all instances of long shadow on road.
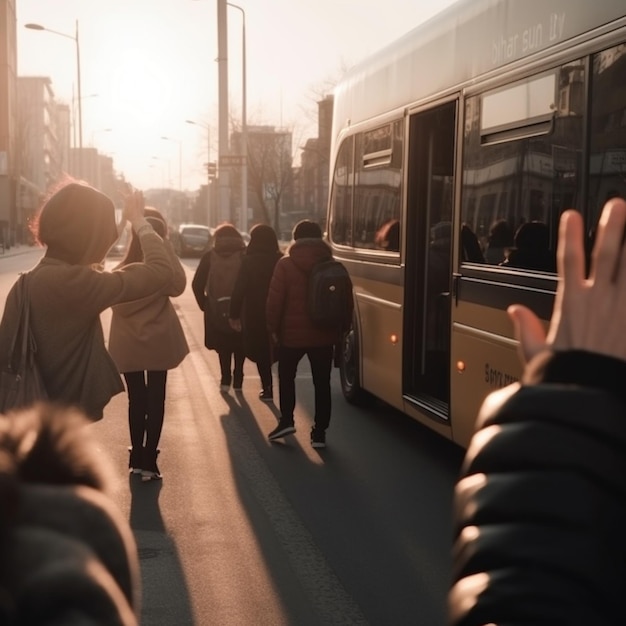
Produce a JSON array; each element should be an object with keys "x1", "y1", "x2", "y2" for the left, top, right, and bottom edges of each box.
[
  {"x1": 129, "y1": 474, "x2": 195, "y2": 626},
  {"x1": 219, "y1": 388, "x2": 464, "y2": 626}
]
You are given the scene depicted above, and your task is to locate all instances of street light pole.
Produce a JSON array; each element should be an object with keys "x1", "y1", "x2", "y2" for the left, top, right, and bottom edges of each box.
[
  {"x1": 75, "y1": 20, "x2": 82, "y2": 177},
  {"x1": 161, "y1": 136, "x2": 182, "y2": 192},
  {"x1": 186, "y1": 119, "x2": 212, "y2": 226},
  {"x1": 227, "y1": 2, "x2": 248, "y2": 233},
  {"x1": 25, "y1": 20, "x2": 83, "y2": 178}
]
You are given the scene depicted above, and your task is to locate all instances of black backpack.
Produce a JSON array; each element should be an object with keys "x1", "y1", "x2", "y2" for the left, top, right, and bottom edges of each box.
[{"x1": 307, "y1": 259, "x2": 352, "y2": 330}]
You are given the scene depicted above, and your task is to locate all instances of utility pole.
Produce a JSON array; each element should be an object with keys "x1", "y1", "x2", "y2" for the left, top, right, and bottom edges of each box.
[{"x1": 217, "y1": 0, "x2": 231, "y2": 223}]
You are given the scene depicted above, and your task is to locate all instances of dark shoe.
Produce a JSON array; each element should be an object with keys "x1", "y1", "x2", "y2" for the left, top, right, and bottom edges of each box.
[
  {"x1": 141, "y1": 449, "x2": 162, "y2": 482},
  {"x1": 128, "y1": 446, "x2": 142, "y2": 474},
  {"x1": 259, "y1": 387, "x2": 273, "y2": 402},
  {"x1": 268, "y1": 420, "x2": 296, "y2": 441},
  {"x1": 311, "y1": 429, "x2": 326, "y2": 449}
]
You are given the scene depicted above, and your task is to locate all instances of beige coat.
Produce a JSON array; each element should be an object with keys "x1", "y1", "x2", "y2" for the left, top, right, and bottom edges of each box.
[
  {"x1": 0, "y1": 231, "x2": 173, "y2": 420},
  {"x1": 108, "y1": 242, "x2": 189, "y2": 372}
]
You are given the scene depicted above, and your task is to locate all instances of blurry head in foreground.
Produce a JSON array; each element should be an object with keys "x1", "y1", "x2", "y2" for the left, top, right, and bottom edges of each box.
[{"x1": 0, "y1": 404, "x2": 140, "y2": 625}]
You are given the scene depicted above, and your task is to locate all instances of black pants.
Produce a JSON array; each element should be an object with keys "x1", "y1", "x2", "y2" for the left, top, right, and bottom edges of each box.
[
  {"x1": 218, "y1": 349, "x2": 245, "y2": 385},
  {"x1": 123, "y1": 370, "x2": 167, "y2": 454},
  {"x1": 256, "y1": 347, "x2": 273, "y2": 390},
  {"x1": 278, "y1": 345, "x2": 333, "y2": 431}
]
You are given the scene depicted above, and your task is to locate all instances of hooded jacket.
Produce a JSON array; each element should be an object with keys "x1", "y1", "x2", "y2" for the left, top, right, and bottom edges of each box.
[
  {"x1": 0, "y1": 230, "x2": 173, "y2": 420},
  {"x1": 266, "y1": 237, "x2": 347, "y2": 348},
  {"x1": 192, "y1": 232, "x2": 246, "y2": 352}
]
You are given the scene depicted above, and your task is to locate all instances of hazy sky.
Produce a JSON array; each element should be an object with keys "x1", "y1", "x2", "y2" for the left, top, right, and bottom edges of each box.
[{"x1": 18, "y1": 0, "x2": 457, "y2": 191}]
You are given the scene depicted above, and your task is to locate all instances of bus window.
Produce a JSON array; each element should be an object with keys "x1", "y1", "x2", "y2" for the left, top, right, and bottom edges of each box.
[
  {"x1": 353, "y1": 121, "x2": 403, "y2": 251},
  {"x1": 588, "y1": 44, "x2": 626, "y2": 240},
  {"x1": 462, "y1": 59, "x2": 586, "y2": 271},
  {"x1": 329, "y1": 137, "x2": 354, "y2": 246}
]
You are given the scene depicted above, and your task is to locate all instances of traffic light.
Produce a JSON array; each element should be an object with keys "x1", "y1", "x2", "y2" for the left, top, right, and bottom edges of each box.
[{"x1": 207, "y1": 161, "x2": 217, "y2": 180}]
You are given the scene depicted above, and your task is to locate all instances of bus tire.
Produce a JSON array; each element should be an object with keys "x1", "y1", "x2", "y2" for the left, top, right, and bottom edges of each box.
[{"x1": 339, "y1": 325, "x2": 368, "y2": 405}]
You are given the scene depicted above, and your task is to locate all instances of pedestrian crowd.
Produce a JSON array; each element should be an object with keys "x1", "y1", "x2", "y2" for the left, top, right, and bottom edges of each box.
[{"x1": 2, "y1": 176, "x2": 626, "y2": 624}]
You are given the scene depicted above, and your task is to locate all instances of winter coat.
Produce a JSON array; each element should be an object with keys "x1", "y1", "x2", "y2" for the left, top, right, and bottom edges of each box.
[
  {"x1": 0, "y1": 230, "x2": 173, "y2": 420},
  {"x1": 192, "y1": 235, "x2": 245, "y2": 353},
  {"x1": 109, "y1": 240, "x2": 189, "y2": 373},
  {"x1": 230, "y1": 248, "x2": 283, "y2": 362},
  {"x1": 266, "y1": 237, "x2": 350, "y2": 348},
  {"x1": 450, "y1": 350, "x2": 626, "y2": 626},
  {"x1": 0, "y1": 405, "x2": 140, "y2": 625}
]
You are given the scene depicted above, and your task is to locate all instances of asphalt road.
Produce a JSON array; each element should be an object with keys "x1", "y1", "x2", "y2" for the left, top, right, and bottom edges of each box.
[{"x1": 1, "y1": 249, "x2": 465, "y2": 626}]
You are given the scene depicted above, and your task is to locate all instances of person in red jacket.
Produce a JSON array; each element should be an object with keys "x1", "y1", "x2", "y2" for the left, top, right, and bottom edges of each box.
[{"x1": 265, "y1": 220, "x2": 353, "y2": 448}]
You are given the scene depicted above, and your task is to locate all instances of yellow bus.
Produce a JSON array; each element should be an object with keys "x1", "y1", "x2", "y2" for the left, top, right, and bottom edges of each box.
[{"x1": 328, "y1": 0, "x2": 626, "y2": 447}]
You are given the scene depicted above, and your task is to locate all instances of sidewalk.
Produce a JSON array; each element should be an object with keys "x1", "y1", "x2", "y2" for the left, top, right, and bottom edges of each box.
[{"x1": 0, "y1": 244, "x2": 41, "y2": 259}]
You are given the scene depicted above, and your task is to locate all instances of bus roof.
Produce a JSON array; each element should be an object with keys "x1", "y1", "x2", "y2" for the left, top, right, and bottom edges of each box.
[{"x1": 332, "y1": 0, "x2": 625, "y2": 135}]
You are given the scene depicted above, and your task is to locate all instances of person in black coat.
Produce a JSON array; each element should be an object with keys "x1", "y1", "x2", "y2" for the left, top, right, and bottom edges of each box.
[
  {"x1": 229, "y1": 224, "x2": 283, "y2": 401},
  {"x1": 449, "y1": 197, "x2": 626, "y2": 625}
]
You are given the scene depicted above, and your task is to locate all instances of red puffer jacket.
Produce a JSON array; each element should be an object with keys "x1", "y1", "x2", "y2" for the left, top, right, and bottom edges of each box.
[{"x1": 266, "y1": 237, "x2": 341, "y2": 348}]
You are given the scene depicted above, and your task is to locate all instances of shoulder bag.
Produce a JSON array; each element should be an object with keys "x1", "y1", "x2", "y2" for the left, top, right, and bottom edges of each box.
[{"x1": 0, "y1": 273, "x2": 48, "y2": 414}]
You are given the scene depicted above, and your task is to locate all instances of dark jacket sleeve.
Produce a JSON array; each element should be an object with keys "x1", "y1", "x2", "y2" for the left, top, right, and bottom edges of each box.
[
  {"x1": 266, "y1": 259, "x2": 288, "y2": 335},
  {"x1": 229, "y1": 257, "x2": 249, "y2": 319},
  {"x1": 192, "y1": 252, "x2": 211, "y2": 311},
  {"x1": 450, "y1": 350, "x2": 626, "y2": 626}
]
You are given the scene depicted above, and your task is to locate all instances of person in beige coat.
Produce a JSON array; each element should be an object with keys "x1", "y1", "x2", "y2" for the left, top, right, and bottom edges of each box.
[
  {"x1": 109, "y1": 208, "x2": 189, "y2": 481},
  {"x1": 0, "y1": 182, "x2": 173, "y2": 421}
]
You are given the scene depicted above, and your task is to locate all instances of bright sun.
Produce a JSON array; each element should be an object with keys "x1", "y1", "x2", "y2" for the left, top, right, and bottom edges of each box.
[{"x1": 102, "y1": 47, "x2": 174, "y2": 128}]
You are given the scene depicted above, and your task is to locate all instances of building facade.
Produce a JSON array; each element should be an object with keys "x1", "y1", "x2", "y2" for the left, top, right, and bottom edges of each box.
[{"x1": 0, "y1": 0, "x2": 17, "y2": 245}]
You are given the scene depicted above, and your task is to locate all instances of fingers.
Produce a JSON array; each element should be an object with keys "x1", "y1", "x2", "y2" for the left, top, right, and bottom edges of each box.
[
  {"x1": 557, "y1": 210, "x2": 585, "y2": 291},
  {"x1": 590, "y1": 198, "x2": 626, "y2": 285},
  {"x1": 508, "y1": 304, "x2": 547, "y2": 364}
]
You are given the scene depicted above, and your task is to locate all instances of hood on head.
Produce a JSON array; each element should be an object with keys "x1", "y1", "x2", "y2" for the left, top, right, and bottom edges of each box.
[{"x1": 38, "y1": 183, "x2": 118, "y2": 265}]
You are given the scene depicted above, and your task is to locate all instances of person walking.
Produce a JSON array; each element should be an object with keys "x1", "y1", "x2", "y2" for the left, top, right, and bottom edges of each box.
[
  {"x1": 192, "y1": 223, "x2": 246, "y2": 392},
  {"x1": 265, "y1": 220, "x2": 353, "y2": 448},
  {"x1": 108, "y1": 208, "x2": 189, "y2": 481},
  {"x1": 0, "y1": 181, "x2": 173, "y2": 421},
  {"x1": 229, "y1": 224, "x2": 283, "y2": 401}
]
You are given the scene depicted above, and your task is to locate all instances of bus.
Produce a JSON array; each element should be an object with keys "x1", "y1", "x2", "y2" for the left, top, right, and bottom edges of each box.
[{"x1": 328, "y1": 0, "x2": 626, "y2": 448}]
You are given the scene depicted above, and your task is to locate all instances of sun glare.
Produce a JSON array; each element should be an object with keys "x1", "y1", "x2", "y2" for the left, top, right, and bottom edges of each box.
[{"x1": 103, "y1": 47, "x2": 174, "y2": 127}]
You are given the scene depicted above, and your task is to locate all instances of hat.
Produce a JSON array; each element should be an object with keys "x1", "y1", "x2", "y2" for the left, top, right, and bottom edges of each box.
[
  {"x1": 293, "y1": 220, "x2": 322, "y2": 240},
  {"x1": 38, "y1": 183, "x2": 118, "y2": 265}
]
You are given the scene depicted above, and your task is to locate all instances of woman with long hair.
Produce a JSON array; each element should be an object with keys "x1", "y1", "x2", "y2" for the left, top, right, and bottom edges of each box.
[{"x1": 229, "y1": 224, "x2": 283, "y2": 401}]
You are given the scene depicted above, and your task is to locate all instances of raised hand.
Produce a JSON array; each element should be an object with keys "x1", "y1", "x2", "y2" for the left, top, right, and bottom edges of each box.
[{"x1": 509, "y1": 198, "x2": 626, "y2": 364}]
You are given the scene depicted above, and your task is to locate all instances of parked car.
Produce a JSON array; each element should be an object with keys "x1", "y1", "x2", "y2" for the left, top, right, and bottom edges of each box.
[
  {"x1": 171, "y1": 224, "x2": 212, "y2": 257},
  {"x1": 107, "y1": 224, "x2": 130, "y2": 257}
]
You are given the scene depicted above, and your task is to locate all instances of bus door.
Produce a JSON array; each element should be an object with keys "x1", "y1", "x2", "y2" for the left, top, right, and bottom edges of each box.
[{"x1": 403, "y1": 101, "x2": 457, "y2": 415}]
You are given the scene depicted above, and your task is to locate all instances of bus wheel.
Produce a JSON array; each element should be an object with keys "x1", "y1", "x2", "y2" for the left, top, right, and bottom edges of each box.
[{"x1": 339, "y1": 327, "x2": 367, "y2": 405}]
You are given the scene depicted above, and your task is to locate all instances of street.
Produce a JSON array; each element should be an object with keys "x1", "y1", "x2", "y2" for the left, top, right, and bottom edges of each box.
[{"x1": 1, "y1": 247, "x2": 465, "y2": 626}]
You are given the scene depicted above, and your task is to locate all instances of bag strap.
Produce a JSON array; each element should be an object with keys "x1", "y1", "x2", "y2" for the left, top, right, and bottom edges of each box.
[
  {"x1": 20, "y1": 274, "x2": 33, "y2": 366},
  {"x1": 6, "y1": 273, "x2": 29, "y2": 371}
]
